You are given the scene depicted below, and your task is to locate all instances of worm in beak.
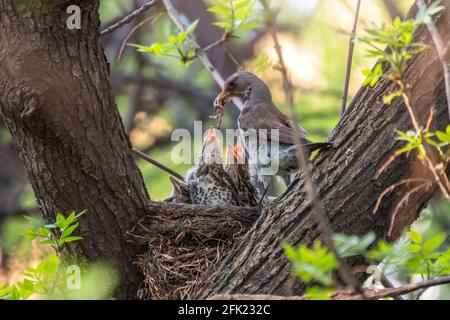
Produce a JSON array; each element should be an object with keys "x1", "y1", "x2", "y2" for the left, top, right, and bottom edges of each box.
[{"x1": 214, "y1": 89, "x2": 232, "y2": 110}]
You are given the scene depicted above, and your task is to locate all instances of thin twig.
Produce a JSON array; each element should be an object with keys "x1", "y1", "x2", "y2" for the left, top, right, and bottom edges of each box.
[
  {"x1": 260, "y1": 0, "x2": 365, "y2": 298},
  {"x1": 203, "y1": 32, "x2": 229, "y2": 53},
  {"x1": 387, "y1": 182, "x2": 432, "y2": 237},
  {"x1": 341, "y1": 0, "x2": 362, "y2": 117},
  {"x1": 397, "y1": 79, "x2": 450, "y2": 199},
  {"x1": 132, "y1": 148, "x2": 185, "y2": 181},
  {"x1": 370, "y1": 275, "x2": 450, "y2": 299},
  {"x1": 417, "y1": 0, "x2": 450, "y2": 118},
  {"x1": 101, "y1": 0, "x2": 158, "y2": 36},
  {"x1": 258, "y1": 183, "x2": 272, "y2": 207},
  {"x1": 117, "y1": 12, "x2": 164, "y2": 62},
  {"x1": 162, "y1": 0, "x2": 244, "y2": 111},
  {"x1": 373, "y1": 178, "x2": 431, "y2": 214},
  {"x1": 209, "y1": 275, "x2": 450, "y2": 300}
]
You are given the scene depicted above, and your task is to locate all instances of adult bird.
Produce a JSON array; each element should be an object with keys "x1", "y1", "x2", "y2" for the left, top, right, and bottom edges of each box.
[
  {"x1": 186, "y1": 128, "x2": 242, "y2": 206},
  {"x1": 214, "y1": 71, "x2": 332, "y2": 188}
]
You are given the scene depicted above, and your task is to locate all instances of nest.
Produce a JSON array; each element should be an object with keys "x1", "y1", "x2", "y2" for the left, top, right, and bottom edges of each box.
[{"x1": 132, "y1": 202, "x2": 259, "y2": 300}]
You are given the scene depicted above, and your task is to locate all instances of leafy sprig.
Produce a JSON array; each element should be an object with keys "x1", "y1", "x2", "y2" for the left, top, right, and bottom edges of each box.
[
  {"x1": 129, "y1": 19, "x2": 199, "y2": 65},
  {"x1": 25, "y1": 210, "x2": 86, "y2": 251},
  {"x1": 359, "y1": 2, "x2": 443, "y2": 91},
  {"x1": 283, "y1": 227, "x2": 450, "y2": 299},
  {"x1": 208, "y1": 0, "x2": 258, "y2": 33},
  {"x1": 1, "y1": 211, "x2": 88, "y2": 300}
]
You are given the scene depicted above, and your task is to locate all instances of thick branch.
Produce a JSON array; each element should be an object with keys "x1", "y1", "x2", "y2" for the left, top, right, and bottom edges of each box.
[{"x1": 192, "y1": 7, "x2": 450, "y2": 299}]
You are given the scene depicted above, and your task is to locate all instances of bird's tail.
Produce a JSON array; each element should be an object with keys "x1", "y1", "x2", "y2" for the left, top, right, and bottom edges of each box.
[{"x1": 305, "y1": 142, "x2": 333, "y2": 153}]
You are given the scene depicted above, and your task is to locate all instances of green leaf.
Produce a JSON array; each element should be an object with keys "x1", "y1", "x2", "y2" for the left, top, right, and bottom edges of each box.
[
  {"x1": 61, "y1": 223, "x2": 79, "y2": 239},
  {"x1": 235, "y1": 0, "x2": 252, "y2": 10},
  {"x1": 213, "y1": 21, "x2": 233, "y2": 29},
  {"x1": 436, "y1": 130, "x2": 450, "y2": 143},
  {"x1": 410, "y1": 229, "x2": 423, "y2": 244},
  {"x1": 305, "y1": 286, "x2": 334, "y2": 300},
  {"x1": 208, "y1": 6, "x2": 231, "y2": 14},
  {"x1": 25, "y1": 230, "x2": 38, "y2": 240},
  {"x1": 423, "y1": 234, "x2": 446, "y2": 254},
  {"x1": 395, "y1": 143, "x2": 419, "y2": 155},
  {"x1": 383, "y1": 89, "x2": 403, "y2": 105},
  {"x1": 38, "y1": 239, "x2": 55, "y2": 245},
  {"x1": 38, "y1": 227, "x2": 51, "y2": 237},
  {"x1": 169, "y1": 35, "x2": 177, "y2": 43},
  {"x1": 61, "y1": 236, "x2": 83, "y2": 244},
  {"x1": 238, "y1": 22, "x2": 259, "y2": 29},
  {"x1": 23, "y1": 215, "x2": 43, "y2": 227},
  {"x1": 186, "y1": 19, "x2": 199, "y2": 35},
  {"x1": 405, "y1": 244, "x2": 422, "y2": 253}
]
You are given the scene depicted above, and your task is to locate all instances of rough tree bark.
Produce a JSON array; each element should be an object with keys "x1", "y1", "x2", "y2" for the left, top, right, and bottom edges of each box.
[
  {"x1": 0, "y1": 0, "x2": 149, "y2": 298},
  {"x1": 191, "y1": 7, "x2": 450, "y2": 298}
]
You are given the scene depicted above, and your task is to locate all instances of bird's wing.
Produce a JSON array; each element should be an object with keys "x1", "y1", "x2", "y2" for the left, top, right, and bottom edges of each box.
[{"x1": 239, "y1": 103, "x2": 308, "y2": 145}]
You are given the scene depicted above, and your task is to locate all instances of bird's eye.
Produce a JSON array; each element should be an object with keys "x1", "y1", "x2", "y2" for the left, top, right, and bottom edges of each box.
[{"x1": 228, "y1": 81, "x2": 236, "y2": 89}]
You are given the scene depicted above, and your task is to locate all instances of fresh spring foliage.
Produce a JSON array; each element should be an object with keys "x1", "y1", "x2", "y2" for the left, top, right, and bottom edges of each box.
[
  {"x1": 129, "y1": 19, "x2": 199, "y2": 65},
  {"x1": 249, "y1": 53, "x2": 275, "y2": 74},
  {"x1": 283, "y1": 240, "x2": 337, "y2": 299},
  {"x1": 367, "y1": 229, "x2": 450, "y2": 279},
  {"x1": 24, "y1": 210, "x2": 86, "y2": 251},
  {"x1": 0, "y1": 210, "x2": 118, "y2": 300},
  {"x1": 359, "y1": 1, "x2": 443, "y2": 90},
  {"x1": 283, "y1": 228, "x2": 449, "y2": 300},
  {"x1": 207, "y1": 0, "x2": 258, "y2": 33},
  {"x1": 359, "y1": 2, "x2": 446, "y2": 160},
  {"x1": 131, "y1": 0, "x2": 258, "y2": 66}
]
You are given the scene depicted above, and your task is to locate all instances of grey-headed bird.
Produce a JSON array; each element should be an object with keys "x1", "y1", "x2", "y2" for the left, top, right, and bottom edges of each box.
[{"x1": 214, "y1": 71, "x2": 332, "y2": 187}]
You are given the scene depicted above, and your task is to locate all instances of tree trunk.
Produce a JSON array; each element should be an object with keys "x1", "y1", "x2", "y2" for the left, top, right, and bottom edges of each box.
[
  {"x1": 193, "y1": 7, "x2": 450, "y2": 298},
  {"x1": 0, "y1": 0, "x2": 149, "y2": 298}
]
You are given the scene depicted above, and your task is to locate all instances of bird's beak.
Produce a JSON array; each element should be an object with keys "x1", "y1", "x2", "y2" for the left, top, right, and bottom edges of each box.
[
  {"x1": 205, "y1": 127, "x2": 218, "y2": 144},
  {"x1": 202, "y1": 128, "x2": 222, "y2": 164},
  {"x1": 225, "y1": 144, "x2": 236, "y2": 166},
  {"x1": 233, "y1": 144, "x2": 243, "y2": 162},
  {"x1": 214, "y1": 88, "x2": 232, "y2": 108}
]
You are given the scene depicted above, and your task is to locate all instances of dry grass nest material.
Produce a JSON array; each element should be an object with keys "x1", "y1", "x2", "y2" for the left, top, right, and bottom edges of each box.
[{"x1": 131, "y1": 203, "x2": 259, "y2": 300}]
